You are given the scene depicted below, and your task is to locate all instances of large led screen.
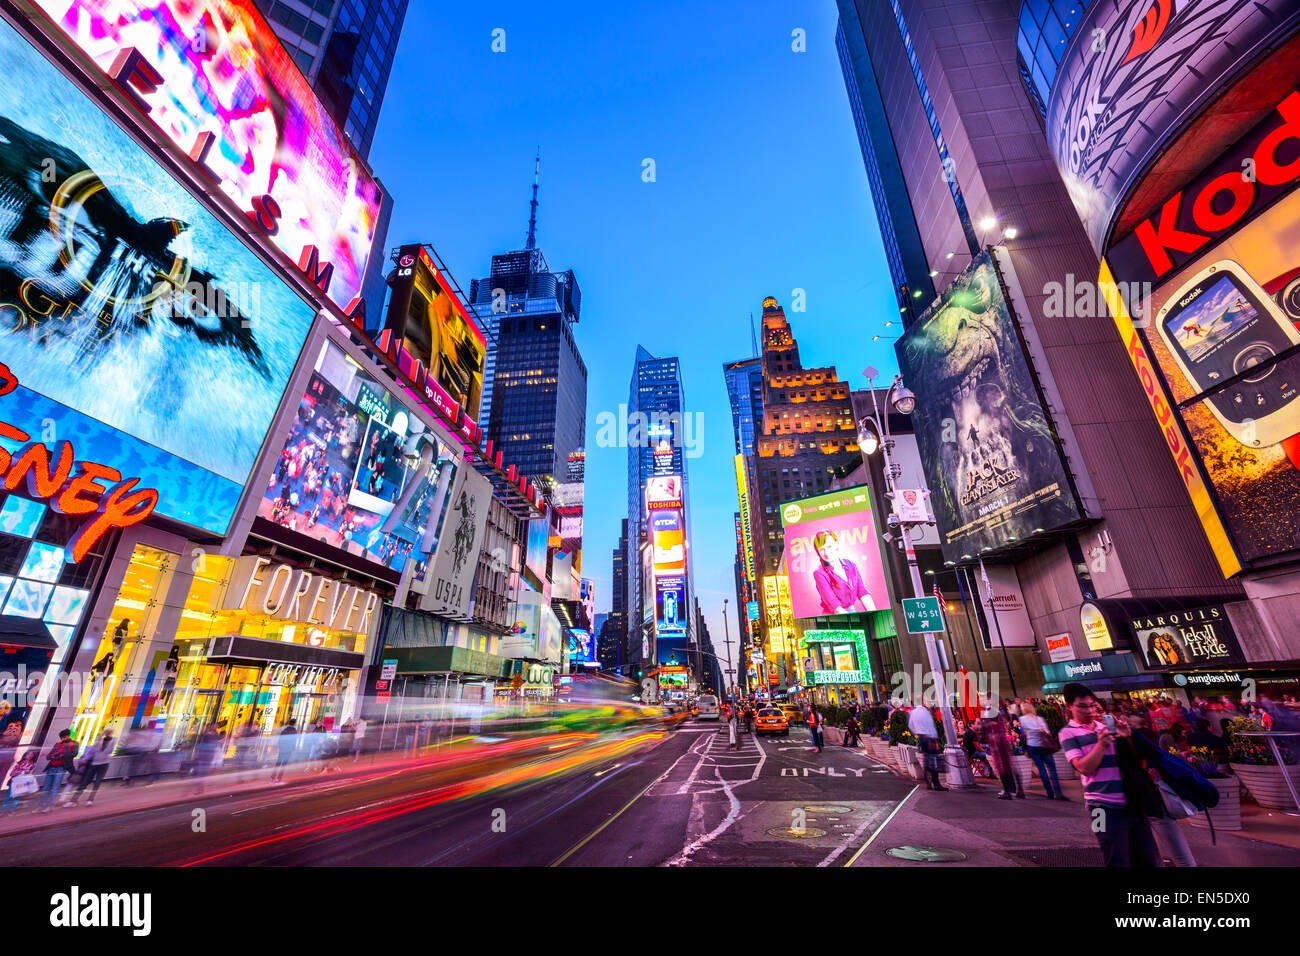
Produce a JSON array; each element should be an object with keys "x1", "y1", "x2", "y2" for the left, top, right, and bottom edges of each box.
[
  {"x1": 780, "y1": 487, "x2": 890, "y2": 620},
  {"x1": 1104, "y1": 160, "x2": 1300, "y2": 573},
  {"x1": 655, "y1": 575, "x2": 686, "y2": 636},
  {"x1": 650, "y1": 509, "x2": 685, "y2": 575},
  {"x1": 896, "y1": 253, "x2": 1085, "y2": 562},
  {"x1": 0, "y1": 18, "x2": 314, "y2": 535},
  {"x1": 258, "y1": 340, "x2": 454, "y2": 572},
  {"x1": 386, "y1": 245, "x2": 486, "y2": 421},
  {"x1": 34, "y1": 0, "x2": 383, "y2": 312}
]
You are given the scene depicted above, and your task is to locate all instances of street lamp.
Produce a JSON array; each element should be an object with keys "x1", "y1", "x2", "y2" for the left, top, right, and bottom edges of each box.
[{"x1": 861, "y1": 370, "x2": 975, "y2": 789}]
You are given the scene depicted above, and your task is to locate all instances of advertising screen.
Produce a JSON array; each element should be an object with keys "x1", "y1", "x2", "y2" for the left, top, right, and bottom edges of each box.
[
  {"x1": 566, "y1": 627, "x2": 596, "y2": 665},
  {"x1": 779, "y1": 487, "x2": 890, "y2": 620},
  {"x1": 258, "y1": 341, "x2": 454, "y2": 571},
  {"x1": 733, "y1": 455, "x2": 756, "y2": 582},
  {"x1": 646, "y1": 474, "x2": 682, "y2": 510},
  {"x1": 34, "y1": 0, "x2": 384, "y2": 311},
  {"x1": 1103, "y1": 93, "x2": 1300, "y2": 573},
  {"x1": 1129, "y1": 605, "x2": 1245, "y2": 671},
  {"x1": 655, "y1": 574, "x2": 686, "y2": 635},
  {"x1": 0, "y1": 19, "x2": 314, "y2": 535},
  {"x1": 385, "y1": 245, "x2": 487, "y2": 421},
  {"x1": 896, "y1": 253, "x2": 1085, "y2": 562},
  {"x1": 650, "y1": 509, "x2": 685, "y2": 575},
  {"x1": 761, "y1": 575, "x2": 794, "y2": 654}
]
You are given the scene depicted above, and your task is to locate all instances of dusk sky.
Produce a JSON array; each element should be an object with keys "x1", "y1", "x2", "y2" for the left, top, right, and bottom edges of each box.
[{"x1": 369, "y1": 0, "x2": 901, "y2": 653}]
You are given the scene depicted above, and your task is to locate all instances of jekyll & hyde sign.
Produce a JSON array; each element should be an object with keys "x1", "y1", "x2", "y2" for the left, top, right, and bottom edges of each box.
[{"x1": 1130, "y1": 604, "x2": 1244, "y2": 670}]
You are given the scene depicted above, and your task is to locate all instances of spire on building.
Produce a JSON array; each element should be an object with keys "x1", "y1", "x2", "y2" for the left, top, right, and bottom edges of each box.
[
  {"x1": 525, "y1": 149, "x2": 540, "y2": 250},
  {"x1": 750, "y1": 312, "x2": 758, "y2": 358}
]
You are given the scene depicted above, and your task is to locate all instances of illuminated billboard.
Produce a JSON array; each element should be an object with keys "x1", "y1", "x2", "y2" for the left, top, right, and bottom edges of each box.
[
  {"x1": 385, "y1": 244, "x2": 487, "y2": 421},
  {"x1": 780, "y1": 487, "x2": 891, "y2": 620},
  {"x1": 1100, "y1": 93, "x2": 1300, "y2": 574},
  {"x1": 761, "y1": 575, "x2": 794, "y2": 655},
  {"x1": 0, "y1": 18, "x2": 314, "y2": 535},
  {"x1": 650, "y1": 509, "x2": 685, "y2": 575},
  {"x1": 655, "y1": 574, "x2": 686, "y2": 636},
  {"x1": 733, "y1": 455, "x2": 756, "y2": 582},
  {"x1": 34, "y1": 0, "x2": 384, "y2": 312},
  {"x1": 896, "y1": 253, "x2": 1086, "y2": 562},
  {"x1": 566, "y1": 628, "x2": 596, "y2": 665},
  {"x1": 257, "y1": 340, "x2": 454, "y2": 572},
  {"x1": 646, "y1": 474, "x2": 682, "y2": 510}
]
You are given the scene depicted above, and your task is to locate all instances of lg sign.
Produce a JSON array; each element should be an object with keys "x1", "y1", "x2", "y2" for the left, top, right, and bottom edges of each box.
[{"x1": 1114, "y1": 92, "x2": 1300, "y2": 283}]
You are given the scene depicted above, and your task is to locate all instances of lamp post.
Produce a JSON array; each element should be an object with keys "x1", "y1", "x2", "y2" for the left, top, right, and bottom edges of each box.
[{"x1": 861, "y1": 370, "x2": 974, "y2": 788}]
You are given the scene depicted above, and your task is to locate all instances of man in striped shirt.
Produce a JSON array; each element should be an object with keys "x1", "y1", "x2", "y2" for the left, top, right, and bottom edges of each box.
[{"x1": 1058, "y1": 683, "x2": 1159, "y2": 867}]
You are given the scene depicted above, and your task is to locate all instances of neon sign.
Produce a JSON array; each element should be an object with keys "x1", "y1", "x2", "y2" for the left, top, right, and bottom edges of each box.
[{"x1": 0, "y1": 364, "x2": 158, "y2": 561}]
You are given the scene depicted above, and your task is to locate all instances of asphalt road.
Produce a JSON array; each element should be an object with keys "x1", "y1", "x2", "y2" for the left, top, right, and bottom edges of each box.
[{"x1": 0, "y1": 719, "x2": 916, "y2": 867}]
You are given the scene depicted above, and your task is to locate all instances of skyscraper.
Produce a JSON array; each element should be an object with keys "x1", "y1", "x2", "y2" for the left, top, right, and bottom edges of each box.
[
  {"x1": 601, "y1": 519, "x2": 629, "y2": 672},
  {"x1": 469, "y1": 160, "x2": 585, "y2": 499},
  {"x1": 627, "y1": 347, "x2": 695, "y2": 674},
  {"x1": 723, "y1": 355, "x2": 764, "y2": 688},
  {"x1": 253, "y1": 0, "x2": 408, "y2": 159},
  {"x1": 751, "y1": 298, "x2": 860, "y2": 688}
]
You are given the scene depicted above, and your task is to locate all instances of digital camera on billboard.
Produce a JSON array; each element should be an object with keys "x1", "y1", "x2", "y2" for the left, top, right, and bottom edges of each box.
[{"x1": 1156, "y1": 260, "x2": 1300, "y2": 448}]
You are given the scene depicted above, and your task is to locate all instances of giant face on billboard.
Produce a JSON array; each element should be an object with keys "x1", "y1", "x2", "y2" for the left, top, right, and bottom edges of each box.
[
  {"x1": 33, "y1": 0, "x2": 383, "y2": 312},
  {"x1": 780, "y1": 487, "x2": 890, "y2": 620},
  {"x1": 896, "y1": 253, "x2": 1085, "y2": 562},
  {"x1": 386, "y1": 245, "x2": 486, "y2": 421},
  {"x1": 0, "y1": 18, "x2": 314, "y2": 535},
  {"x1": 257, "y1": 340, "x2": 454, "y2": 572},
  {"x1": 1102, "y1": 92, "x2": 1300, "y2": 573}
]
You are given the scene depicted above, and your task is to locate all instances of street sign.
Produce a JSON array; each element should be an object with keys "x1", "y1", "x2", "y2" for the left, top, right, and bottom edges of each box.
[
  {"x1": 380, "y1": 659, "x2": 398, "y2": 681},
  {"x1": 903, "y1": 596, "x2": 945, "y2": 634}
]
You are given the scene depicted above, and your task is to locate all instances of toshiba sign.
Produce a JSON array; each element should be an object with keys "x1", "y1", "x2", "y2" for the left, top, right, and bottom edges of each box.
[{"x1": 1109, "y1": 91, "x2": 1300, "y2": 286}]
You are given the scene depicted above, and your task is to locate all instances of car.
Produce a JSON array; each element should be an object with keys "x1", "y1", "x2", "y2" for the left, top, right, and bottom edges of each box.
[
  {"x1": 754, "y1": 707, "x2": 789, "y2": 736},
  {"x1": 696, "y1": 694, "x2": 720, "y2": 720},
  {"x1": 778, "y1": 703, "x2": 804, "y2": 725}
]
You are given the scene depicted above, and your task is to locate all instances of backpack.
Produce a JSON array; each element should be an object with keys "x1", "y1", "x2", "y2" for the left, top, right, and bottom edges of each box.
[{"x1": 1132, "y1": 733, "x2": 1219, "y2": 810}]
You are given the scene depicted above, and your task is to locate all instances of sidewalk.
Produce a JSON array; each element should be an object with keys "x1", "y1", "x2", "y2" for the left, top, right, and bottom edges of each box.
[{"x1": 836, "y1": 742, "x2": 1300, "y2": 867}]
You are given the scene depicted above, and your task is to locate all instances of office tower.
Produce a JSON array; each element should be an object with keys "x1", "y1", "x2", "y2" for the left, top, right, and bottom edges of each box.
[
  {"x1": 833, "y1": 0, "x2": 1243, "y2": 697},
  {"x1": 627, "y1": 347, "x2": 695, "y2": 672},
  {"x1": 602, "y1": 519, "x2": 629, "y2": 672},
  {"x1": 469, "y1": 160, "x2": 585, "y2": 498},
  {"x1": 253, "y1": 0, "x2": 408, "y2": 159},
  {"x1": 723, "y1": 355, "x2": 764, "y2": 668}
]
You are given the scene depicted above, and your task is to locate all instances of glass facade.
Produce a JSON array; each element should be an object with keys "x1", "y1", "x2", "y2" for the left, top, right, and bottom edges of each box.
[
  {"x1": 1016, "y1": 0, "x2": 1091, "y2": 118},
  {"x1": 255, "y1": 0, "x2": 408, "y2": 159}
]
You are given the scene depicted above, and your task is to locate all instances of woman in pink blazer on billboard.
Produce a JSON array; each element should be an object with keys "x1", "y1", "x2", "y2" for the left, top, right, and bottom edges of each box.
[{"x1": 812, "y1": 531, "x2": 876, "y2": 614}]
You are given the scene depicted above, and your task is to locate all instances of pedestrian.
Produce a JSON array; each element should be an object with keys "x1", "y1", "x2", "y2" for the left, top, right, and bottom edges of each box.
[
  {"x1": 191, "y1": 725, "x2": 223, "y2": 793},
  {"x1": 807, "y1": 704, "x2": 824, "y2": 752},
  {"x1": 844, "y1": 711, "x2": 861, "y2": 748},
  {"x1": 271, "y1": 720, "x2": 299, "y2": 783},
  {"x1": 1058, "y1": 683, "x2": 1163, "y2": 867},
  {"x1": 908, "y1": 704, "x2": 946, "y2": 791},
  {"x1": 62, "y1": 731, "x2": 115, "y2": 807},
  {"x1": 978, "y1": 712, "x2": 1020, "y2": 799},
  {"x1": 37, "y1": 729, "x2": 76, "y2": 812},
  {"x1": 352, "y1": 718, "x2": 367, "y2": 761},
  {"x1": 1, "y1": 751, "x2": 39, "y2": 813},
  {"x1": 1019, "y1": 702, "x2": 1065, "y2": 799},
  {"x1": 960, "y1": 720, "x2": 995, "y2": 778},
  {"x1": 727, "y1": 702, "x2": 739, "y2": 750}
]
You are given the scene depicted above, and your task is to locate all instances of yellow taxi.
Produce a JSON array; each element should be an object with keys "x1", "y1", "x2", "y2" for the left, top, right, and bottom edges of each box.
[
  {"x1": 777, "y1": 703, "x2": 804, "y2": 726},
  {"x1": 754, "y1": 706, "x2": 790, "y2": 736}
]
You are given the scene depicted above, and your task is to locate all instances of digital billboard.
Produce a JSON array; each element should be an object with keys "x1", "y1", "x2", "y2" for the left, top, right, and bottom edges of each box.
[
  {"x1": 0, "y1": 18, "x2": 314, "y2": 536},
  {"x1": 655, "y1": 574, "x2": 686, "y2": 636},
  {"x1": 1045, "y1": 0, "x2": 1297, "y2": 253},
  {"x1": 646, "y1": 474, "x2": 682, "y2": 510},
  {"x1": 650, "y1": 510, "x2": 685, "y2": 575},
  {"x1": 761, "y1": 575, "x2": 794, "y2": 655},
  {"x1": 34, "y1": 0, "x2": 384, "y2": 312},
  {"x1": 258, "y1": 340, "x2": 454, "y2": 572},
  {"x1": 780, "y1": 487, "x2": 891, "y2": 620},
  {"x1": 896, "y1": 253, "x2": 1086, "y2": 562},
  {"x1": 566, "y1": 627, "x2": 596, "y2": 666},
  {"x1": 523, "y1": 517, "x2": 549, "y2": 586},
  {"x1": 385, "y1": 245, "x2": 487, "y2": 422},
  {"x1": 733, "y1": 455, "x2": 756, "y2": 582},
  {"x1": 1102, "y1": 91, "x2": 1300, "y2": 574}
]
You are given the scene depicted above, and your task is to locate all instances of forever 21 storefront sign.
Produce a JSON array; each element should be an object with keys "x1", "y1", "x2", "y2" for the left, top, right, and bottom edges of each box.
[{"x1": 1129, "y1": 605, "x2": 1244, "y2": 671}]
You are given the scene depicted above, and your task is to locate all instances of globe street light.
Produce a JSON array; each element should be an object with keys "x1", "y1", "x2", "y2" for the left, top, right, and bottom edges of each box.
[{"x1": 861, "y1": 370, "x2": 975, "y2": 789}]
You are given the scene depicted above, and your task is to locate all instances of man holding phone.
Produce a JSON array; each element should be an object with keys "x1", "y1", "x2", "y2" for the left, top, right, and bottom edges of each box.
[{"x1": 1058, "y1": 683, "x2": 1160, "y2": 867}]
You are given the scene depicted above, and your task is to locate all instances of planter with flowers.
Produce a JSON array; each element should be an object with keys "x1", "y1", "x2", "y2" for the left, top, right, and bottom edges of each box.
[
  {"x1": 1010, "y1": 737, "x2": 1034, "y2": 793},
  {"x1": 1184, "y1": 746, "x2": 1241, "y2": 831},
  {"x1": 1228, "y1": 719, "x2": 1300, "y2": 811}
]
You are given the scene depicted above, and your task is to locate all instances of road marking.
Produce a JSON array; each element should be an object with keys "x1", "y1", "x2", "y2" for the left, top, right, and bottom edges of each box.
[
  {"x1": 842, "y1": 785, "x2": 920, "y2": 868},
  {"x1": 548, "y1": 772, "x2": 662, "y2": 867}
]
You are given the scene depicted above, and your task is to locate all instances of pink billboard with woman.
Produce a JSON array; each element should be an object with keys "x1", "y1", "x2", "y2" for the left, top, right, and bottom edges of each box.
[{"x1": 780, "y1": 486, "x2": 892, "y2": 619}]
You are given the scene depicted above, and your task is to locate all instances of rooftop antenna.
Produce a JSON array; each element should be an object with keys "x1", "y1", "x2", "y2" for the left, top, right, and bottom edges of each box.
[
  {"x1": 525, "y1": 148, "x2": 540, "y2": 250},
  {"x1": 750, "y1": 311, "x2": 758, "y2": 357}
]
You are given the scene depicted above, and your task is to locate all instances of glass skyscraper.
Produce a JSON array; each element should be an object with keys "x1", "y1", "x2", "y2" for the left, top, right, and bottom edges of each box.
[{"x1": 253, "y1": 0, "x2": 408, "y2": 159}]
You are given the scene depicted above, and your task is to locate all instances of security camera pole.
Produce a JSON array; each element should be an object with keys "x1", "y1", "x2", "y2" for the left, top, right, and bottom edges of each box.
[{"x1": 861, "y1": 370, "x2": 974, "y2": 788}]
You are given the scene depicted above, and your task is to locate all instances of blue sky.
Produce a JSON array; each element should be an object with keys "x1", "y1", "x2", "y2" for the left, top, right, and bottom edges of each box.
[{"x1": 369, "y1": 0, "x2": 900, "y2": 651}]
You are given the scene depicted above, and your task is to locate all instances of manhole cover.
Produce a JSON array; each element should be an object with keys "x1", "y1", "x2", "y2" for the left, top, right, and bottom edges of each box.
[
  {"x1": 802, "y1": 805, "x2": 852, "y2": 814},
  {"x1": 885, "y1": 845, "x2": 968, "y2": 862},
  {"x1": 767, "y1": 826, "x2": 829, "y2": 839}
]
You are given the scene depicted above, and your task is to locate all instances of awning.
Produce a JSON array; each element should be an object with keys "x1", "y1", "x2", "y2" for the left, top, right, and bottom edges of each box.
[
  {"x1": 205, "y1": 635, "x2": 365, "y2": 671},
  {"x1": 0, "y1": 615, "x2": 57, "y2": 652},
  {"x1": 1042, "y1": 674, "x2": 1167, "y2": 695}
]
